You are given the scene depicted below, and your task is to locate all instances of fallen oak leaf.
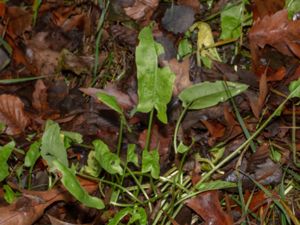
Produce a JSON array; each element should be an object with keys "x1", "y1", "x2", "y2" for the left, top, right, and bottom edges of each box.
[
  {"x1": 0, "y1": 94, "x2": 30, "y2": 135},
  {"x1": 249, "y1": 9, "x2": 300, "y2": 69},
  {"x1": 185, "y1": 191, "x2": 233, "y2": 225}
]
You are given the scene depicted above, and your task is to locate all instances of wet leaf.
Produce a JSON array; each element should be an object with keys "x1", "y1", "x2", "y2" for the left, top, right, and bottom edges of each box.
[
  {"x1": 0, "y1": 94, "x2": 30, "y2": 135},
  {"x1": 0, "y1": 141, "x2": 15, "y2": 182},
  {"x1": 41, "y1": 120, "x2": 68, "y2": 170},
  {"x1": 186, "y1": 191, "x2": 233, "y2": 225},
  {"x1": 142, "y1": 148, "x2": 160, "y2": 179},
  {"x1": 93, "y1": 140, "x2": 123, "y2": 175},
  {"x1": 178, "y1": 81, "x2": 248, "y2": 109},
  {"x1": 53, "y1": 160, "x2": 104, "y2": 209},
  {"x1": 136, "y1": 25, "x2": 175, "y2": 124},
  {"x1": 249, "y1": 9, "x2": 300, "y2": 68}
]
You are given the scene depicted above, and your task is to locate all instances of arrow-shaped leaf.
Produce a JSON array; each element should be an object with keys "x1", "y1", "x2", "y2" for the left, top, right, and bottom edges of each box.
[{"x1": 136, "y1": 26, "x2": 175, "y2": 124}]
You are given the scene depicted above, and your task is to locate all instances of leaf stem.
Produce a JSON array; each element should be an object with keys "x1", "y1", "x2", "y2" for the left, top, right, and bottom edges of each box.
[
  {"x1": 116, "y1": 118, "x2": 124, "y2": 157},
  {"x1": 173, "y1": 106, "x2": 189, "y2": 153},
  {"x1": 145, "y1": 109, "x2": 154, "y2": 151}
]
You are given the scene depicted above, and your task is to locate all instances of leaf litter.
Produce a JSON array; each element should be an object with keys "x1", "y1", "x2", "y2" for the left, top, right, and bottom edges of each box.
[{"x1": 0, "y1": 0, "x2": 300, "y2": 224}]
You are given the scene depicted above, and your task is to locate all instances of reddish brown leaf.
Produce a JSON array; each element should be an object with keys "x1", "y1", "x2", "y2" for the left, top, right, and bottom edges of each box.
[
  {"x1": 201, "y1": 120, "x2": 225, "y2": 138},
  {"x1": 168, "y1": 57, "x2": 192, "y2": 96},
  {"x1": 267, "y1": 66, "x2": 286, "y2": 81},
  {"x1": 245, "y1": 72, "x2": 268, "y2": 118},
  {"x1": 185, "y1": 191, "x2": 233, "y2": 225},
  {"x1": 0, "y1": 94, "x2": 30, "y2": 135},
  {"x1": 252, "y1": 0, "x2": 284, "y2": 19},
  {"x1": 32, "y1": 80, "x2": 49, "y2": 113},
  {"x1": 0, "y1": 178, "x2": 99, "y2": 225},
  {"x1": 6, "y1": 6, "x2": 32, "y2": 39},
  {"x1": 249, "y1": 10, "x2": 300, "y2": 70},
  {"x1": 0, "y1": 3, "x2": 5, "y2": 17}
]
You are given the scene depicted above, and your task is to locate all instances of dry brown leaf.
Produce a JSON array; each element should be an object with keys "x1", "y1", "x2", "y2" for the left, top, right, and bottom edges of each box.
[
  {"x1": 249, "y1": 9, "x2": 300, "y2": 69},
  {"x1": 185, "y1": 191, "x2": 233, "y2": 225},
  {"x1": 245, "y1": 72, "x2": 268, "y2": 118},
  {"x1": 168, "y1": 57, "x2": 192, "y2": 96},
  {"x1": 80, "y1": 83, "x2": 137, "y2": 110},
  {"x1": 6, "y1": 6, "x2": 32, "y2": 38},
  {"x1": 124, "y1": 0, "x2": 158, "y2": 22},
  {"x1": 201, "y1": 120, "x2": 225, "y2": 138},
  {"x1": 0, "y1": 94, "x2": 30, "y2": 135},
  {"x1": 253, "y1": 0, "x2": 284, "y2": 18},
  {"x1": 32, "y1": 80, "x2": 49, "y2": 113},
  {"x1": 0, "y1": 188, "x2": 68, "y2": 225},
  {"x1": 0, "y1": 178, "x2": 99, "y2": 225},
  {"x1": 267, "y1": 66, "x2": 286, "y2": 81}
]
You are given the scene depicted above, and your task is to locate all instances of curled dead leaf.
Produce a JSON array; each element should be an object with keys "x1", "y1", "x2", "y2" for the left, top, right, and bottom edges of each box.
[{"x1": 0, "y1": 94, "x2": 30, "y2": 135}]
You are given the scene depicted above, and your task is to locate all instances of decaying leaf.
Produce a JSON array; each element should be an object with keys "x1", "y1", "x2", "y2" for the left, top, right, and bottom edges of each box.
[
  {"x1": 80, "y1": 83, "x2": 137, "y2": 110},
  {"x1": 245, "y1": 72, "x2": 268, "y2": 118},
  {"x1": 124, "y1": 0, "x2": 158, "y2": 22},
  {"x1": 0, "y1": 178, "x2": 99, "y2": 225},
  {"x1": 253, "y1": 0, "x2": 284, "y2": 18},
  {"x1": 186, "y1": 191, "x2": 233, "y2": 225},
  {"x1": 249, "y1": 9, "x2": 300, "y2": 69},
  {"x1": 167, "y1": 57, "x2": 192, "y2": 96},
  {"x1": 32, "y1": 80, "x2": 49, "y2": 113},
  {"x1": 0, "y1": 94, "x2": 30, "y2": 135}
]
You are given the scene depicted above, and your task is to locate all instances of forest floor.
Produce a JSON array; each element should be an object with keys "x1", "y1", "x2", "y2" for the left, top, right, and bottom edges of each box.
[{"x1": 0, "y1": 0, "x2": 300, "y2": 224}]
